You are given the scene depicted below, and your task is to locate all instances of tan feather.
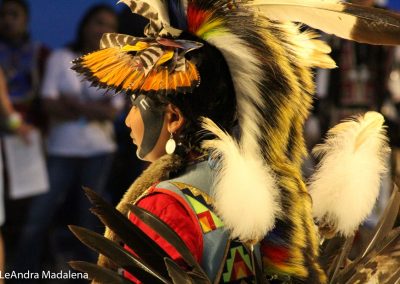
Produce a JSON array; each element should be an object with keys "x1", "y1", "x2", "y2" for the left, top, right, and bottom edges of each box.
[{"x1": 246, "y1": 0, "x2": 400, "y2": 45}]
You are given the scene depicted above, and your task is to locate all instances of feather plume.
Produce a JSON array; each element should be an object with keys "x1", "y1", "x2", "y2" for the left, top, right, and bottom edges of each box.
[
  {"x1": 309, "y1": 111, "x2": 390, "y2": 237},
  {"x1": 201, "y1": 118, "x2": 280, "y2": 242},
  {"x1": 246, "y1": 0, "x2": 400, "y2": 45}
]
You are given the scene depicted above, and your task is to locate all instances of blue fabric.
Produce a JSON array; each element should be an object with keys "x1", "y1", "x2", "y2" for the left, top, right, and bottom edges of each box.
[{"x1": 0, "y1": 40, "x2": 38, "y2": 102}]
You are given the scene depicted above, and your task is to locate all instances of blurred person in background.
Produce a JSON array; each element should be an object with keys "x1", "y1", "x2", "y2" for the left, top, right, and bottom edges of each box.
[
  {"x1": 12, "y1": 4, "x2": 123, "y2": 277},
  {"x1": 0, "y1": 0, "x2": 49, "y2": 132},
  {"x1": 0, "y1": 67, "x2": 31, "y2": 139},
  {"x1": 0, "y1": 65, "x2": 33, "y2": 281},
  {"x1": 0, "y1": 0, "x2": 49, "y2": 275},
  {"x1": 0, "y1": 67, "x2": 18, "y2": 284},
  {"x1": 0, "y1": 5, "x2": 48, "y2": 126}
]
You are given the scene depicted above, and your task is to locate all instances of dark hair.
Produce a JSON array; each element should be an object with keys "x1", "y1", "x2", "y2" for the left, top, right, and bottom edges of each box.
[
  {"x1": 153, "y1": 38, "x2": 237, "y2": 147},
  {"x1": 0, "y1": 0, "x2": 29, "y2": 16},
  {"x1": 0, "y1": 0, "x2": 29, "y2": 41},
  {"x1": 69, "y1": 4, "x2": 116, "y2": 52}
]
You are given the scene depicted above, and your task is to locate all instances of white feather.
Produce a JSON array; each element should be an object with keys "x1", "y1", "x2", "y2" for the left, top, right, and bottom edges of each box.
[
  {"x1": 245, "y1": 0, "x2": 400, "y2": 45},
  {"x1": 206, "y1": 33, "x2": 266, "y2": 157},
  {"x1": 201, "y1": 118, "x2": 280, "y2": 242},
  {"x1": 280, "y1": 23, "x2": 337, "y2": 69},
  {"x1": 309, "y1": 111, "x2": 390, "y2": 237}
]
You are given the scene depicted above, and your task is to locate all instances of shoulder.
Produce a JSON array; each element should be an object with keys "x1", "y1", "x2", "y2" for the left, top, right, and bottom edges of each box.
[
  {"x1": 129, "y1": 188, "x2": 204, "y2": 262},
  {"x1": 136, "y1": 181, "x2": 194, "y2": 217},
  {"x1": 136, "y1": 190, "x2": 184, "y2": 214}
]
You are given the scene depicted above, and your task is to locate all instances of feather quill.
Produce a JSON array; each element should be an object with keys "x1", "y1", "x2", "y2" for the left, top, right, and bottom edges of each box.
[
  {"x1": 359, "y1": 185, "x2": 400, "y2": 259},
  {"x1": 334, "y1": 228, "x2": 400, "y2": 283},
  {"x1": 82, "y1": 187, "x2": 170, "y2": 278},
  {"x1": 164, "y1": 258, "x2": 193, "y2": 284},
  {"x1": 68, "y1": 225, "x2": 171, "y2": 284},
  {"x1": 126, "y1": 204, "x2": 211, "y2": 283},
  {"x1": 246, "y1": 0, "x2": 400, "y2": 45},
  {"x1": 343, "y1": 230, "x2": 400, "y2": 284},
  {"x1": 309, "y1": 111, "x2": 390, "y2": 237},
  {"x1": 69, "y1": 261, "x2": 132, "y2": 284},
  {"x1": 327, "y1": 235, "x2": 355, "y2": 283},
  {"x1": 201, "y1": 117, "x2": 280, "y2": 242}
]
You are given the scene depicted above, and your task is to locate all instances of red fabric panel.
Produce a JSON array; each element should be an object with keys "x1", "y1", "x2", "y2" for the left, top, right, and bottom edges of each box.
[{"x1": 123, "y1": 187, "x2": 203, "y2": 283}]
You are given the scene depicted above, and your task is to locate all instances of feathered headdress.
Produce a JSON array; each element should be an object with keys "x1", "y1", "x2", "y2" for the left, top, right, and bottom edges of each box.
[{"x1": 72, "y1": 0, "x2": 400, "y2": 281}]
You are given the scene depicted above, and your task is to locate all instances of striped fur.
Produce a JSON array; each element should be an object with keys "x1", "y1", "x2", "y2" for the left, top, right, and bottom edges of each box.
[{"x1": 192, "y1": 3, "x2": 329, "y2": 280}]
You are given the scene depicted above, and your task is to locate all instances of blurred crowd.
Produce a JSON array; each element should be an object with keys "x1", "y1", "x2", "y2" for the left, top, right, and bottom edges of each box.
[
  {"x1": 0, "y1": 0, "x2": 148, "y2": 283},
  {"x1": 0, "y1": 0, "x2": 399, "y2": 283}
]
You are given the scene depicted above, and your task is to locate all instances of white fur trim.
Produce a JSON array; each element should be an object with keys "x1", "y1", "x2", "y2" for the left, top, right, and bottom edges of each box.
[{"x1": 202, "y1": 118, "x2": 280, "y2": 242}]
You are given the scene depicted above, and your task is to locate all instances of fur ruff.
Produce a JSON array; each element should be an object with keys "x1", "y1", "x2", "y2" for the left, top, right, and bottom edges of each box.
[
  {"x1": 97, "y1": 154, "x2": 184, "y2": 269},
  {"x1": 202, "y1": 118, "x2": 280, "y2": 242},
  {"x1": 309, "y1": 111, "x2": 390, "y2": 237}
]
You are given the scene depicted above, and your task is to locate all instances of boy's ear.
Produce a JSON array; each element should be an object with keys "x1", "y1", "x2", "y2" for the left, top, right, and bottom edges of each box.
[{"x1": 166, "y1": 104, "x2": 185, "y2": 134}]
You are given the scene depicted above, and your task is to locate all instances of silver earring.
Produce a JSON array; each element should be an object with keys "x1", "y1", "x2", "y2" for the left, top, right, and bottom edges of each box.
[{"x1": 165, "y1": 132, "x2": 176, "y2": 154}]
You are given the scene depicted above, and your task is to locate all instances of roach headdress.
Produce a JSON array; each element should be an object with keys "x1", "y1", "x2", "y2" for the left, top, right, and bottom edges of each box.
[{"x1": 72, "y1": 0, "x2": 400, "y2": 282}]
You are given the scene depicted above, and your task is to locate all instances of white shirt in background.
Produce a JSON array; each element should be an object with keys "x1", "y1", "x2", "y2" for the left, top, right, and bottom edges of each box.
[{"x1": 41, "y1": 48, "x2": 124, "y2": 157}]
